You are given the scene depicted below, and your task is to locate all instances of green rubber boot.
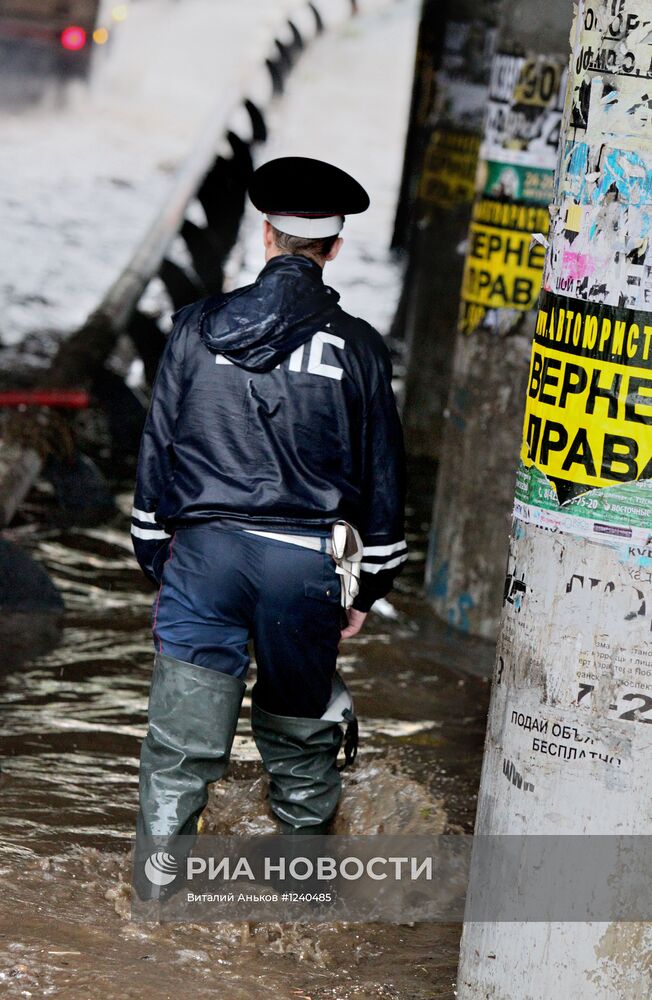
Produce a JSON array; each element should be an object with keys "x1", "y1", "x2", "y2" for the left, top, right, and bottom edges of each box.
[
  {"x1": 251, "y1": 673, "x2": 358, "y2": 834},
  {"x1": 133, "y1": 654, "x2": 245, "y2": 900}
]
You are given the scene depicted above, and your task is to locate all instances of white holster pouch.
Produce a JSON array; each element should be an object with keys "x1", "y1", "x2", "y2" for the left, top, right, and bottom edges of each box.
[{"x1": 331, "y1": 520, "x2": 364, "y2": 609}]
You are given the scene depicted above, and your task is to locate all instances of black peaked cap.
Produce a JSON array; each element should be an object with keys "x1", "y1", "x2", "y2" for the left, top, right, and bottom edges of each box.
[{"x1": 248, "y1": 156, "x2": 370, "y2": 217}]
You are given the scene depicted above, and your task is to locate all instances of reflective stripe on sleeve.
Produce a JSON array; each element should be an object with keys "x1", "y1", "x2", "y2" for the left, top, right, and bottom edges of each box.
[
  {"x1": 131, "y1": 526, "x2": 171, "y2": 540},
  {"x1": 359, "y1": 552, "x2": 408, "y2": 574},
  {"x1": 131, "y1": 506, "x2": 157, "y2": 523},
  {"x1": 363, "y1": 539, "x2": 407, "y2": 557}
]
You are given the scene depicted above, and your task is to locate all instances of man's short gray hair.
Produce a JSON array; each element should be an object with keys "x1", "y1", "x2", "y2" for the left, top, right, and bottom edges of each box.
[{"x1": 270, "y1": 225, "x2": 339, "y2": 261}]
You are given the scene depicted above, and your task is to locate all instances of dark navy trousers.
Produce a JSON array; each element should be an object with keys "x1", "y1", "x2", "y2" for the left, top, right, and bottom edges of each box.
[{"x1": 152, "y1": 524, "x2": 344, "y2": 718}]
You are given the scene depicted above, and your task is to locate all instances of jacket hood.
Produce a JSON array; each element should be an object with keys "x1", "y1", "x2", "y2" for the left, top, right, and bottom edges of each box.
[{"x1": 198, "y1": 255, "x2": 341, "y2": 372}]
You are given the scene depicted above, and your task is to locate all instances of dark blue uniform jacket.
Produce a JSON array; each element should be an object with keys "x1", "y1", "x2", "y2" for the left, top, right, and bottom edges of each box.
[{"x1": 131, "y1": 254, "x2": 407, "y2": 611}]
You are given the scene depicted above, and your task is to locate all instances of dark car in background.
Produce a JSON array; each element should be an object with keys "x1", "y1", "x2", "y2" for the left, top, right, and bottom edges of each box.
[{"x1": 0, "y1": 1, "x2": 124, "y2": 101}]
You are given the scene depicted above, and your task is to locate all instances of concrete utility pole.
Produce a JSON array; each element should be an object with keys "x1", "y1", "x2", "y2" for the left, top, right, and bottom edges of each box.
[
  {"x1": 457, "y1": 1, "x2": 652, "y2": 995},
  {"x1": 391, "y1": 0, "x2": 443, "y2": 252},
  {"x1": 426, "y1": 0, "x2": 570, "y2": 638},
  {"x1": 399, "y1": 0, "x2": 502, "y2": 459}
]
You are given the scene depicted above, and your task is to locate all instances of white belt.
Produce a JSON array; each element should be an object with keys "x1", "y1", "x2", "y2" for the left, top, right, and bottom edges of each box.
[
  {"x1": 243, "y1": 529, "x2": 332, "y2": 553},
  {"x1": 243, "y1": 521, "x2": 363, "y2": 609}
]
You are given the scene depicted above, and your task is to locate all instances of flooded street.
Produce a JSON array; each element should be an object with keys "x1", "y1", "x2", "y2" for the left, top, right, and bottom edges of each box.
[
  {"x1": 0, "y1": 466, "x2": 492, "y2": 999},
  {"x1": 1, "y1": 3, "x2": 494, "y2": 997},
  {"x1": 2, "y1": 0, "x2": 649, "y2": 994}
]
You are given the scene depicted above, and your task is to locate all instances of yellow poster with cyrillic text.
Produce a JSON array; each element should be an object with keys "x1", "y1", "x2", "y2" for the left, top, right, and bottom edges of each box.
[{"x1": 521, "y1": 291, "x2": 652, "y2": 495}]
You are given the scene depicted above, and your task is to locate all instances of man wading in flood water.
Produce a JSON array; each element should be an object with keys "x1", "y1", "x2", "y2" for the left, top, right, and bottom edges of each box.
[{"x1": 130, "y1": 157, "x2": 406, "y2": 893}]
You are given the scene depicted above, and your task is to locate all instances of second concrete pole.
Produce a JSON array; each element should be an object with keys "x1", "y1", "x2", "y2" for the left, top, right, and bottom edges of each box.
[
  {"x1": 426, "y1": 0, "x2": 570, "y2": 638},
  {"x1": 399, "y1": 0, "x2": 502, "y2": 459}
]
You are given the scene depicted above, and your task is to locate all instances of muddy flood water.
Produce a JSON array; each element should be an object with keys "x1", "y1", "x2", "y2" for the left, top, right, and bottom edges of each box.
[{"x1": 0, "y1": 460, "x2": 492, "y2": 1000}]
